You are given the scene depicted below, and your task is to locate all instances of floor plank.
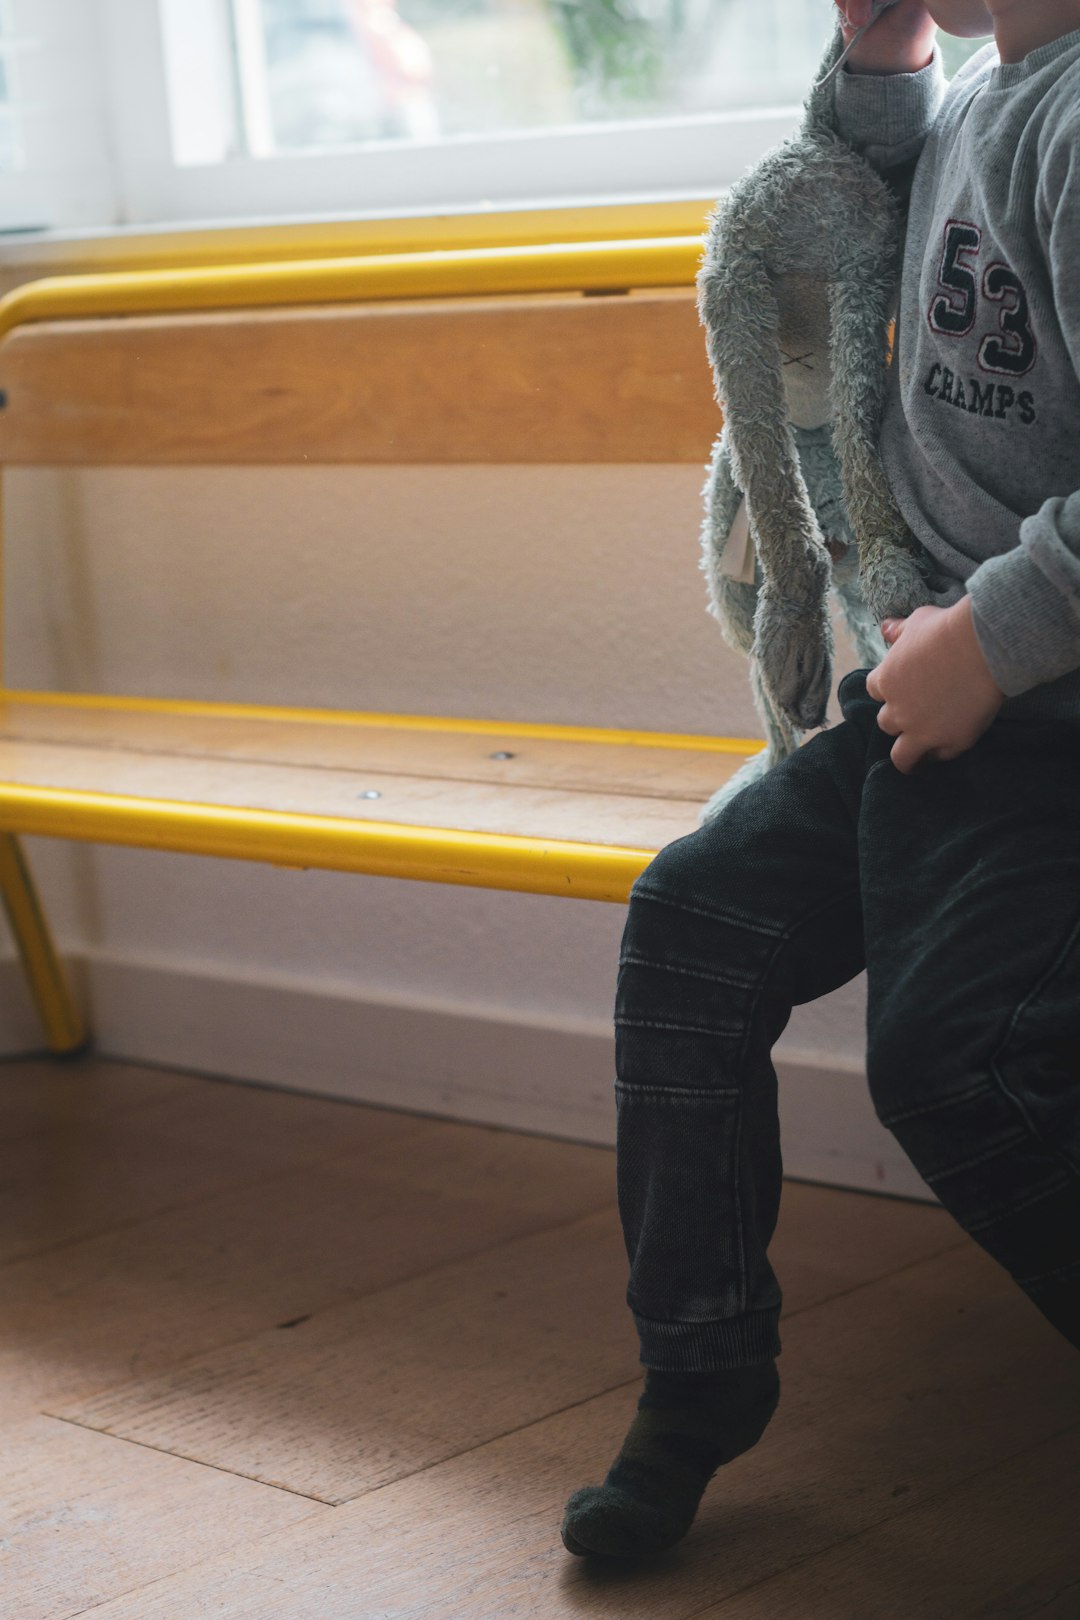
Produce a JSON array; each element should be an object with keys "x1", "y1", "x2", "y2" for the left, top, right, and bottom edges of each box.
[
  {"x1": 45, "y1": 1182, "x2": 960, "y2": 1507},
  {"x1": 0, "y1": 1055, "x2": 202, "y2": 1144},
  {"x1": 49, "y1": 1209, "x2": 642, "y2": 1503},
  {"x1": 42, "y1": 1205, "x2": 1049, "y2": 1503},
  {"x1": 0, "y1": 1055, "x2": 956, "y2": 1430},
  {"x1": 0, "y1": 1067, "x2": 426, "y2": 1265},
  {"x1": 1, "y1": 1415, "x2": 322, "y2": 1620},
  {"x1": 695, "y1": 1422, "x2": 1080, "y2": 1619},
  {"x1": 7, "y1": 1059, "x2": 1075, "y2": 1619},
  {"x1": 0, "y1": 1119, "x2": 618, "y2": 1424},
  {"x1": 67, "y1": 1239, "x2": 1080, "y2": 1619}
]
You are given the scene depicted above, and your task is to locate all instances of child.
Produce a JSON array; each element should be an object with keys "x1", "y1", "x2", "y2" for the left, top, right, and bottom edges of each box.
[{"x1": 561, "y1": 0, "x2": 1080, "y2": 1560}]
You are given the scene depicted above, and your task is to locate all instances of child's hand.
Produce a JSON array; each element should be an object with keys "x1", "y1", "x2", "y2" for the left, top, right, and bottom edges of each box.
[
  {"x1": 835, "y1": 0, "x2": 937, "y2": 74},
  {"x1": 864, "y1": 597, "x2": 1005, "y2": 773}
]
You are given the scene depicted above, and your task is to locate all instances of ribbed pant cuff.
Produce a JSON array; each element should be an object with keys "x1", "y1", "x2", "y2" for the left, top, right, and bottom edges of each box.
[{"x1": 634, "y1": 1308, "x2": 781, "y2": 1372}]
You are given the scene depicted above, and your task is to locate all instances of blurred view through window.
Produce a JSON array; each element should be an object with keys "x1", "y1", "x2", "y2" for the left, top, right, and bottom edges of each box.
[
  {"x1": 0, "y1": 3, "x2": 994, "y2": 233},
  {"x1": 166, "y1": 0, "x2": 991, "y2": 163},
  {"x1": 0, "y1": 0, "x2": 21, "y2": 172}
]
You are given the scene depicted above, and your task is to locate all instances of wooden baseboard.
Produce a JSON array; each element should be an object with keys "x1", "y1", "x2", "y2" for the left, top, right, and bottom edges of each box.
[
  {"x1": 29, "y1": 952, "x2": 935, "y2": 1204},
  {"x1": 0, "y1": 944, "x2": 933, "y2": 1202}
]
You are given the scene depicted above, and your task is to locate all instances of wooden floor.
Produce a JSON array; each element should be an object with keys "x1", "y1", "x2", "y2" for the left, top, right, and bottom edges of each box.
[{"x1": 3, "y1": 1055, "x2": 1078, "y2": 1619}]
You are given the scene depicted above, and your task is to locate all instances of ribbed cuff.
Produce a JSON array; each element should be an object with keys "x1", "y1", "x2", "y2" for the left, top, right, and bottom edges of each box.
[
  {"x1": 633, "y1": 1308, "x2": 781, "y2": 1372},
  {"x1": 967, "y1": 527, "x2": 1080, "y2": 697},
  {"x1": 833, "y1": 44, "x2": 945, "y2": 164}
]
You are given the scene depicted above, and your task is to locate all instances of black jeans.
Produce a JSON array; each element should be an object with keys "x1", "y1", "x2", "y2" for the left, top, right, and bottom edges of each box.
[{"x1": 616, "y1": 669, "x2": 1080, "y2": 1370}]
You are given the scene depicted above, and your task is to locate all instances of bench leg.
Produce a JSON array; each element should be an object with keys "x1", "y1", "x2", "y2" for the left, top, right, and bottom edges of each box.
[{"x1": 0, "y1": 832, "x2": 87, "y2": 1055}]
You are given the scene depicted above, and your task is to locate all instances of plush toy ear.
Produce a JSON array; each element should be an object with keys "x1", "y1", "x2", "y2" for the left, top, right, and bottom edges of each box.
[
  {"x1": 699, "y1": 239, "x2": 834, "y2": 730},
  {"x1": 700, "y1": 428, "x2": 759, "y2": 648},
  {"x1": 827, "y1": 257, "x2": 933, "y2": 622},
  {"x1": 698, "y1": 432, "x2": 805, "y2": 820}
]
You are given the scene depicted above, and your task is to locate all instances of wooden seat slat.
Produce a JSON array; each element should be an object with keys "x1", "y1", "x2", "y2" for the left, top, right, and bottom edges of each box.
[
  {"x1": 0, "y1": 737, "x2": 719, "y2": 849},
  {"x1": 0, "y1": 699, "x2": 757, "y2": 805},
  {"x1": 0, "y1": 691, "x2": 755, "y2": 861}
]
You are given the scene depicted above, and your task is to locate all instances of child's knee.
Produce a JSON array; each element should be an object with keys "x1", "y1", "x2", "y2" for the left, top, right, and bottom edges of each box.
[{"x1": 618, "y1": 849, "x2": 781, "y2": 1082}]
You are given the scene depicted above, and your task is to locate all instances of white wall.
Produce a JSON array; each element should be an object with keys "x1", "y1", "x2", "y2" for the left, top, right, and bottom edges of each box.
[{"x1": 0, "y1": 462, "x2": 933, "y2": 1201}]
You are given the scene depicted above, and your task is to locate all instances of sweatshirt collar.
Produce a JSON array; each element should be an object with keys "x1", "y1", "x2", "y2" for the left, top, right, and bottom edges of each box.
[{"x1": 987, "y1": 26, "x2": 1080, "y2": 90}]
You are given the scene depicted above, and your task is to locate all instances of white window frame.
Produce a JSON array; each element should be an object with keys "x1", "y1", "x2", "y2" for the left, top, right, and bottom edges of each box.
[
  {"x1": 12, "y1": 0, "x2": 809, "y2": 238},
  {"x1": 1, "y1": 0, "x2": 117, "y2": 233}
]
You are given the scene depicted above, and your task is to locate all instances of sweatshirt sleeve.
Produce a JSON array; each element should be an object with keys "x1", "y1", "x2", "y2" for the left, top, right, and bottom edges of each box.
[
  {"x1": 832, "y1": 46, "x2": 946, "y2": 201},
  {"x1": 966, "y1": 498, "x2": 1080, "y2": 696},
  {"x1": 964, "y1": 117, "x2": 1080, "y2": 698}
]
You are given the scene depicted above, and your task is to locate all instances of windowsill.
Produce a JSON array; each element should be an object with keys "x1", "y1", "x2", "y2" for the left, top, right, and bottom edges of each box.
[
  {"x1": 0, "y1": 191, "x2": 719, "y2": 281},
  {"x1": 1, "y1": 94, "x2": 807, "y2": 282}
]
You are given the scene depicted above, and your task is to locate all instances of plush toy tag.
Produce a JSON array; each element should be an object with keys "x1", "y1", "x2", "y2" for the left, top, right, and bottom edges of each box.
[{"x1": 719, "y1": 497, "x2": 756, "y2": 584}]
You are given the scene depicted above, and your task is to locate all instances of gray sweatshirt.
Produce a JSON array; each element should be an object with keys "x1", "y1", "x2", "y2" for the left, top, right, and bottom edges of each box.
[{"x1": 833, "y1": 29, "x2": 1080, "y2": 720}]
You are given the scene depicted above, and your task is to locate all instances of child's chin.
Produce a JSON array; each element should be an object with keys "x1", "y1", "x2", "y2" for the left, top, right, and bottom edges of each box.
[{"x1": 926, "y1": 2, "x2": 994, "y2": 39}]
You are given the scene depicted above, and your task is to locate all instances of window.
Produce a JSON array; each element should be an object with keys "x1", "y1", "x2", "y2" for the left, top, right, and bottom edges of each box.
[
  {"x1": 112, "y1": 0, "x2": 818, "y2": 226},
  {"x1": 3, "y1": 2, "x2": 993, "y2": 237},
  {"x1": 185, "y1": 0, "x2": 836, "y2": 156},
  {"x1": 0, "y1": 0, "x2": 22, "y2": 174},
  {"x1": 0, "y1": 0, "x2": 116, "y2": 233}
]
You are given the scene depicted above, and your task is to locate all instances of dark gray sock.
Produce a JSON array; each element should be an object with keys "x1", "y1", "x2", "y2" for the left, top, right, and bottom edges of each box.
[{"x1": 561, "y1": 1359, "x2": 780, "y2": 1559}]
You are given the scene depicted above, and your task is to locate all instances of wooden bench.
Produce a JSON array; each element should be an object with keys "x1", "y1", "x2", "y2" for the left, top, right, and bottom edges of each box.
[{"x1": 0, "y1": 239, "x2": 760, "y2": 1056}]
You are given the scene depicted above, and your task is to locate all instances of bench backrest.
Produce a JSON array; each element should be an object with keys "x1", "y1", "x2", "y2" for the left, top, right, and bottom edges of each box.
[
  {"x1": 0, "y1": 239, "x2": 717, "y2": 462},
  {"x1": 0, "y1": 289, "x2": 717, "y2": 467}
]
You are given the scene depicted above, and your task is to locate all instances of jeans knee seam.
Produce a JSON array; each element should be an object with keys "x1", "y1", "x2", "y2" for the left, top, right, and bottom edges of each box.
[
  {"x1": 965, "y1": 1172, "x2": 1074, "y2": 1234},
  {"x1": 614, "y1": 1081, "x2": 741, "y2": 1103},
  {"x1": 615, "y1": 1016, "x2": 745, "y2": 1038},
  {"x1": 630, "y1": 885, "x2": 787, "y2": 939},
  {"x1": 1016, "y1": 1255, "x2": 1080, "y2": 1289},
  {"x1": 877, "y1": 1075, "x2": 996, "y2": 1129},
  {"x1": 921, "y1": 1128, "x2": 1031, "y2": 1186},
  {"x1": 618, "y1": 950, "x2": 759, "y2": 991}
]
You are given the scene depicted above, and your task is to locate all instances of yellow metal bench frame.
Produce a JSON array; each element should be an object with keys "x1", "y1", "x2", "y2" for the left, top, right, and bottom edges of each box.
[{"x1": 0, "y1": 234, "x2": 753, "y2": 1057}]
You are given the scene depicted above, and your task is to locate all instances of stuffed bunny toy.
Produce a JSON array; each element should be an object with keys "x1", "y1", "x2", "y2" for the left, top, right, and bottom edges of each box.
[{"x1": 697, "y1": 20, "x2": 933, "y2": 821}]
